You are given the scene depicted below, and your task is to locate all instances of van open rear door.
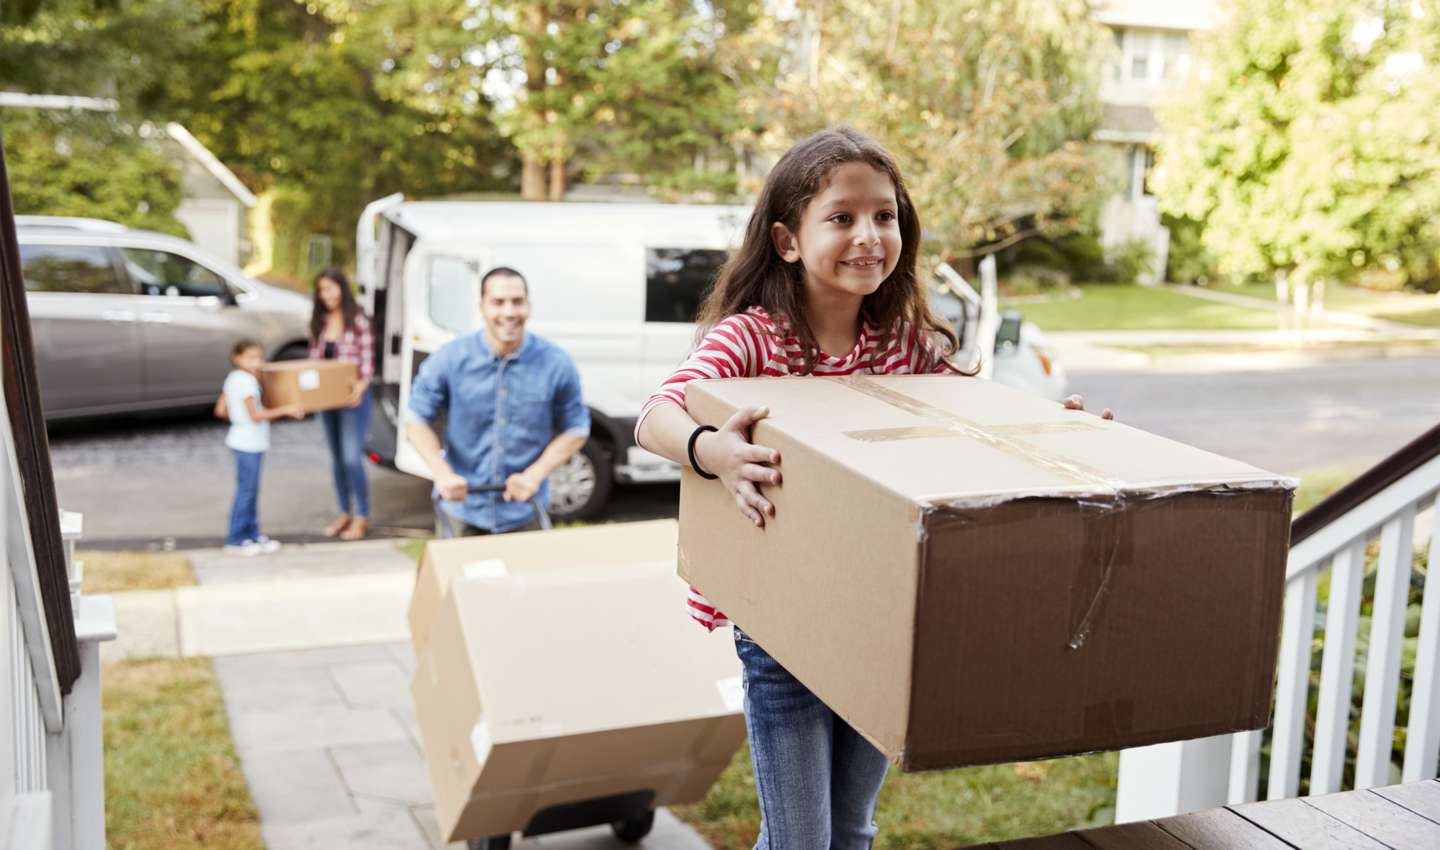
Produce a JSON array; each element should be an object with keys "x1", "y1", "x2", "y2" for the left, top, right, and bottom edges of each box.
[{"x1": 389, "y1": 241, "x2": 492, "y2": 479}]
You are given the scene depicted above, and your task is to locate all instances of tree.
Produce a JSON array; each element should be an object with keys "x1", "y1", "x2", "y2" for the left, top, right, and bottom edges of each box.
[
  {"x1": 431, "y1": 1, "x2": 775, "y2": 200},
  {"x1": 154, "y1": 0, "x2": 519, "y2": 270},
  {"x1": 758, "y1": 0, "x2": 1113, "y2": 262},
  {"x1": 1151, "y1": 0, "x2": 1440, "y2": 290},
  {"x1": 2, "y1": 109, "x2": 186, "y2": 235}
]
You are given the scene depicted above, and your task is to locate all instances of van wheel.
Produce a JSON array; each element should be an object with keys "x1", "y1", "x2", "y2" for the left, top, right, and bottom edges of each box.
[
  {"x1": 548, "y1": 439, "x2": 612, "y2": 521},
  {"x1": 467, "y1": 836, "x2": 510, "y2": 850},
  {"x1": 611, "y1": 810, "x2": 655, "y2": 843},
  {"x1": 275, "y1": 342, "x2": 309, "y2": 361}
]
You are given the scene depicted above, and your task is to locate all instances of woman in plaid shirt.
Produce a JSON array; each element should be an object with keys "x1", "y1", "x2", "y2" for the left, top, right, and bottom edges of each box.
[{"x1": 309, "y1": 267, "x2": 376, "y2": 540}]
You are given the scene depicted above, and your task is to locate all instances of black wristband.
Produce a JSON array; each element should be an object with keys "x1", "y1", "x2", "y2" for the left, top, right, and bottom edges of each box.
[{"x1": 687, "y1": 425, "x2": 720, "y2": 480}]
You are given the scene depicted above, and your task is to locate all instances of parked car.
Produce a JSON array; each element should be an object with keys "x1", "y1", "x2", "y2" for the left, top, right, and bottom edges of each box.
[
  {"x1": 356, "y1": 195, "x2": 1068, "y2": 523},
  {"x1": 16, "y1": 216, "x2": 312, "y2": 420}
]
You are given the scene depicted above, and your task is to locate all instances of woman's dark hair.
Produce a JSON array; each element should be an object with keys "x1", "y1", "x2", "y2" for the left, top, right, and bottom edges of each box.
[
  {"x1": 310, "y1": 266, "x2": 360, "y2": 342},
  {"x1": 696, "y1": 126, "x2": 969, "y2": 374},
  {"x1": 230, "y1": 338, "x2": 262, "y2": 358}
]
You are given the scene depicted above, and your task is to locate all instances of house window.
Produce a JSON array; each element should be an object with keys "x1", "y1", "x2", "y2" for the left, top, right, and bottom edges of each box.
[{"x1": 1129, "y1": 30, "x2": 1151, "y2": 81}]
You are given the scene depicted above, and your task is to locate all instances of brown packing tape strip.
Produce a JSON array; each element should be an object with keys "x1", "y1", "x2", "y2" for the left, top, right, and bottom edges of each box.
[
  {"x1": 839, "y1": 375, "x2": 1123, "y2": 650},
  {"x1": 839, "y1": 375, "x2": 1117, "y2": 490}
]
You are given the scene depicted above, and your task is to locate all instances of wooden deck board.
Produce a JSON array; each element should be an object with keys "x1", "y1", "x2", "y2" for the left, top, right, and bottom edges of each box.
[
  {"x1": 1305, "y1": 785, "x2": 1440, "y2": 847},
  {"x1": 988, "y1": 832, "x2": 1092, "y2": 849},
  {"x1": 955, "y1": 780, "x2": 1440, "y2": 849},
  {"x1": 1370, "y1": 779, "x2": 1440, "y2": 824},
  {"x1": 1153, "y1": 807, "x2": 1295, "y2": 849},
  {"x1": 1074, "y1": 821, "x2": 1188, "y2": 849},
  {"x1": 1228, "y1": 797, "x2": 1389, "y2": 849}
]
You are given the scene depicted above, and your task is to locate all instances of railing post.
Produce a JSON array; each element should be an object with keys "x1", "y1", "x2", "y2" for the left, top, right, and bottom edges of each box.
[{"x1": 1115, "y1": 735, "x2": 1233, "y2": 822}]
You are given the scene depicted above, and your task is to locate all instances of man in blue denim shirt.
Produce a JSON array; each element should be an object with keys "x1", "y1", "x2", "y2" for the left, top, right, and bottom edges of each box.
[{"x1": 404, "y1": 267, "x2": 589, "y2": 535}]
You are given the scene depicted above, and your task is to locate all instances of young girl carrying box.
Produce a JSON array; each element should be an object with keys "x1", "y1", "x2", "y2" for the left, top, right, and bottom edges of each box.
[{"x1": 636, "y1": 126, "x2": 1109, "y2": 848}]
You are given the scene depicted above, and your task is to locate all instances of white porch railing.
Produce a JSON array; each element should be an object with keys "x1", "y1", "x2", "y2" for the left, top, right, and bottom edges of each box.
[
  {"x1": 3, "y1": 381, "x2": 116, "y2": 847},
  {"x1": 1117, "y1": 439, "x2": 1440, "y2": 820}
]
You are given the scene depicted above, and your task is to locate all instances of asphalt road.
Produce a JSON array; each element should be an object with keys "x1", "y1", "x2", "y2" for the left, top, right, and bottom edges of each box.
[{"x1": 49, "y1": 354, "x2": 1440, "y2": 548}]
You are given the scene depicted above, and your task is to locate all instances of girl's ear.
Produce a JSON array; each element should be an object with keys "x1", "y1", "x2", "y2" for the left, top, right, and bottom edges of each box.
[{"x1": 770, "y1": 221, "x2": 802, "y2": 264}]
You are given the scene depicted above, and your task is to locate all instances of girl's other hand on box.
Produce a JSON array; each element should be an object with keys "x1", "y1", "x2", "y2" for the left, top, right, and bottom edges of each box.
[
  {"x1": 285, "y1": 403, "x2": 306, "y2": 420},
  {"x1": 345, "y1": 378, "x2": 370, "y2": 408},
  {"x1": 696, "y1": 405, "x2": 783, "y2": 528},
  {"x1": 1063, "y1": 394, "x2": 1115, "y2": 421}
]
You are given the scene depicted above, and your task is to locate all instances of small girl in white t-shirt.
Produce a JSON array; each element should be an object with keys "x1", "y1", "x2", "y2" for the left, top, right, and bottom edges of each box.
[{"x1": 217, "y1": 339, "x2": 301, "y2": 555}]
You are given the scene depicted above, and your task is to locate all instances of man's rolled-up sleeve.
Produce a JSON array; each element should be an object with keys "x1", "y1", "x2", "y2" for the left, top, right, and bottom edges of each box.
[
  {"x1": 404, "y1": 349, "x2": 448, "y2": 426},
  {"x1": 553, "y1": 357, "x2": 590, "y2": 438}
]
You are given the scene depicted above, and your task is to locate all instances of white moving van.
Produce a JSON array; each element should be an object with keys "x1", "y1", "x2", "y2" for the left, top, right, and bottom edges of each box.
[{"x1": 356, "y1": 195, "x2": 1065, "y2": 521}]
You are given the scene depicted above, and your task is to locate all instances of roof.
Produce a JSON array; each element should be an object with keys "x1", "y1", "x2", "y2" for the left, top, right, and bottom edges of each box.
[
  {"x1": 386, "y1": 200, "x2": 756, "y2": 250},
  {"x1": 1091, "y1": 0, "x2": 1218, "y2": 31},
  {"x1": 164, "y1": 123, "x2": 257, "y2": 208}
]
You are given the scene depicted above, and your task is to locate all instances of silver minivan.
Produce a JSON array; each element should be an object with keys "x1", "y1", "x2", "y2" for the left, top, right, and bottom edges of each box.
[{"x1": 17, "y1": 216, "x2": 313, "y2": 420}]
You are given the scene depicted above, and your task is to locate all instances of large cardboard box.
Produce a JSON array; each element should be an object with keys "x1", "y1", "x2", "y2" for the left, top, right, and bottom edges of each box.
[
  {"x1": 679, "y1": 374, "x2": 1294, "y2": 771},
  {"x1": 260, "y1": 359, "x2": 357, "y2": 413},
  {"x1": 409, "y1": 519, "x2": 678, "y2": 654},
  {"x1": 412, "y1": 559, "x2": 745, "y2": 841}
]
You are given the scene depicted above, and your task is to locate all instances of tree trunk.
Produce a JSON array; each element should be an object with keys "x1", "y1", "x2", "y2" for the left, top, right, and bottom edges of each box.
[
  {"x1": 522, "y1": 157, "x2": 547, "y2": 200},
  {"x1": 519, "y1": 3, "x2": 548, "y2": 201},
  {"x1": 547, "y1": 157, "x2": 566, "y2": 201}
]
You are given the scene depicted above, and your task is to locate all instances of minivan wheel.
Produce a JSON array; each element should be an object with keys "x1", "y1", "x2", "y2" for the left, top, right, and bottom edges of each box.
[
  {"x1": 275, "y1": 342, "x2": 309, "y2": 361},
  {"x1": 547, "y1": 440, "x2": 612, "y2": 521}
]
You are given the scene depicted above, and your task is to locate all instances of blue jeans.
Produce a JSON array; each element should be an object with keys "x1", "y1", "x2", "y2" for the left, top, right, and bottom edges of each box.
[
  {"x1": 734, "y1": 628, "x2": 891, "y2": 850},
  {"x1": 319, "y1": 391, "x2": 372, "y2": 517},
  {"x1": 226, "y1": 449, "x2": 264, "y2": 545}
]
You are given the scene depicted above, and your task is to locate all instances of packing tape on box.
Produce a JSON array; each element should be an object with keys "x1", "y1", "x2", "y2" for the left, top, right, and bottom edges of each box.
[
  {"x1": 840, "y1": 375, "x2": 1131, "y2": 652},
  {"x1": 462, "y1": 559, "x2": 508, "y2": 580},
  {"x1": 838, "y1": 375, "x2": 1117, "y2": 491}
]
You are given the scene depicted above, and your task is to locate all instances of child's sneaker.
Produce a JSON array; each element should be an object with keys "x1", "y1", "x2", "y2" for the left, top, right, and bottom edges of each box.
[
  {"x1": 254, "y1": 535, "x2": 282, "y2": 554},
  {"x1": 223, "y1": 541, "x2": 263, "y2": 556}
]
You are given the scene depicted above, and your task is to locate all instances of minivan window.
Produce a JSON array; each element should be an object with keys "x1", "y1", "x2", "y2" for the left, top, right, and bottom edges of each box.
[
  {"x1": 428, "y1": 255, "x2": 479, "y2": 334},
  {"x1": 645, "y1": 248, "x2": 727, "y2": 323},
  {"x1": 121, "y1": 248, "x2": 230, "y2": 298},
  {"x1": 19, "y1": 244, "x2": 127, "y2": 294}
]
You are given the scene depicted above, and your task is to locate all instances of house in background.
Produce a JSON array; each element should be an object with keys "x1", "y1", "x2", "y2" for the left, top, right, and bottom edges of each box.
[
  {"x1": 162, "y1": 122, "x2": 256, "y2": 267},
  {"x1": 0, "y1": 92, "x2": 256, "y2": 266},
  {"x1": 1090, "y1": 0, "x2": 1219, "y2": 282}
]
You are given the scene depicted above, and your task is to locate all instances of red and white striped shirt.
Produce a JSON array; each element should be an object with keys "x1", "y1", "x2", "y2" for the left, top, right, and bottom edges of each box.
[{"x1": 637, "y1": 306, "x2": 951, "y2": 631}]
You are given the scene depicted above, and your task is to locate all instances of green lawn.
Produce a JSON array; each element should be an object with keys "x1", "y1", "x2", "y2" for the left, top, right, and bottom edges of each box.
[
  {"x1": 104, "y1": 658, "x2": 264, "y2": 850},
  {"x1": 1221, "y1": 282, "x2": 1440, "y2": 328},
  {"x1": 1004, "y1": 285, "x2": 1281, "y2": 331},
  {"x1": 676, "y1": 746, "x2": 1117, "y2": 849}
]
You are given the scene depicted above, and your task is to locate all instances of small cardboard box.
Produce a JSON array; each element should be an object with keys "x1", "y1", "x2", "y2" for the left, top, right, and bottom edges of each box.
[
  {"x1": 679, "y1": 374, "x2": 1294, "y2": 771},
  {"x1": 411, "y1": 558, "x2": 745, "y2": 842},
  {"x1": 260, "y1": 359, "x2": 357, "y2": 413},
  {"x1": 409, "y1": 519, "x2": 678, "y2": 655}
]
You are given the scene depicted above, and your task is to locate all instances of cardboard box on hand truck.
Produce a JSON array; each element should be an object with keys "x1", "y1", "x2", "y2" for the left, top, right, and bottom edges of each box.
[
  {"x1": 679, "y1": 374, "x2": 1294, "y2": 771},
  {"x1": 409, "y1": 519, "x2": 678, "y2": 655},
  {"x1": 260, "y1": 359, "x2": 357, "y2": 413},
  {"x1": 411, "y1": 552, "x2": 745, "y2": 843}
]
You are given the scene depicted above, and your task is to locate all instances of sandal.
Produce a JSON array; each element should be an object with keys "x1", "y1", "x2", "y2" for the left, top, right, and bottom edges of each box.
[
  {"x1": 339, "y1": 517, "x2": 369, "y2": 541},
  {"x1": 323, "y1": 515, "x2": 352, "y2": 537}
]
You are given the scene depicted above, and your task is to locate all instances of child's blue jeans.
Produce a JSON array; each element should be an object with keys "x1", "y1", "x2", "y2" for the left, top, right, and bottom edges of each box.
[
  {"x1": 319, "y1": 391, "x2": 372, "y2": 517},
  {"x1": 734, "y1": 627, "x2": 891, "y2": 850},
  {"x1": 226, "y1": 449, "x2": 264, "y2": 545}
]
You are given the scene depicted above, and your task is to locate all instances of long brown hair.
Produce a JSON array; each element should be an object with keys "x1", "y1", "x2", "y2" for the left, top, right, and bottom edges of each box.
[
  {"x1": 697, "y1": 126, "x2": 969, "y2": 374},
  {"x1": 309, "y1": 266, "x2": 360, "y2": 342}
]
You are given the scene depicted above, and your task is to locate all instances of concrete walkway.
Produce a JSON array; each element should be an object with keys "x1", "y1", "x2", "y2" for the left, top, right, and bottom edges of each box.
[{"x1": 108, "y1": 541, "x2": 714, "y2": 850}]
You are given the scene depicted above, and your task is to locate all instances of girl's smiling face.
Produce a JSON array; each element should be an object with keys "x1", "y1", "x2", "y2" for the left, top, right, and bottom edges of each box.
[{"x1": 771, "y1": 161, "x2": 902, "y2": 303}]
